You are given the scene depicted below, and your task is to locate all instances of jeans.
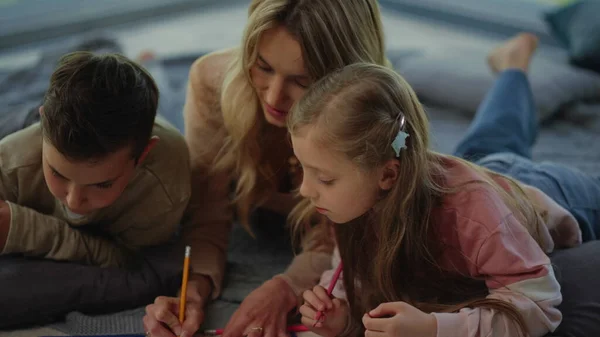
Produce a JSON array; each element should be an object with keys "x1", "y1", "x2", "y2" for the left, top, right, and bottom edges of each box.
[{"x1": 453, "y1": 70, "x2": 600, "y2": 241}]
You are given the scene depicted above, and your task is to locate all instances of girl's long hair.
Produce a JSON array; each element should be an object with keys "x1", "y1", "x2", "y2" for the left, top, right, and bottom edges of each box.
[{"x1": 289, "y1": 63, "x2": 547, "y2": 337}]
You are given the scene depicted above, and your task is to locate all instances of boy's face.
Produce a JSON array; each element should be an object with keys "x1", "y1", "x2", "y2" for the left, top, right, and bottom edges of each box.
[{"x1": 41, "y1": 141, "x2": 139, "y2": 217}]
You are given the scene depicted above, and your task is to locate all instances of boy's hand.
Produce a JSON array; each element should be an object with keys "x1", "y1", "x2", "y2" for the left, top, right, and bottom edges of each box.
[
  {"x1": 363, "y1": 302, "x2": 437, "y2": 337},
  {"x1": 300, "y1": 285, "x2": 348, "y2": 337},
  {"x1": 0, "y1": 200, "x2": 10, "y2": 251},
  {"x1": 143, "y1": 274, "x2": 210, "y2": 337}
]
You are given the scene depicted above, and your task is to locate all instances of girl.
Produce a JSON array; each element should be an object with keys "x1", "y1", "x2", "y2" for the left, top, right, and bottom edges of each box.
[{"x1": 289, "y1": 62, "x2": 579, "y2": 337}]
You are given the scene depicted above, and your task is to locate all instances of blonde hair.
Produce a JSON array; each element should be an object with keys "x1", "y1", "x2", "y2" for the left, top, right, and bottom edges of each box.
[
  {"x1": 212, "y1": 0, "x2": 389, "y2": 231},
  {"x1": 289, "y1": 63, "x2": 546, "y2": 337}
]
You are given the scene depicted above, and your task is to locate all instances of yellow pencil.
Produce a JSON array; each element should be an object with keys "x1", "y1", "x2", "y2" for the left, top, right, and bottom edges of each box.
[{"x1": 179, "y1": 246, "x2": 191, "y2": 327}]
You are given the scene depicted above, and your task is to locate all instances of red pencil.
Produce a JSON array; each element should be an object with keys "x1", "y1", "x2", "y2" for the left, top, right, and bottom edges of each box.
[
  {"x1": 313, "y1": 261, "x2": 344, "y2": 327},
  {"x1": 202, "y1": 324, "x2": 309, "y2": 336}
]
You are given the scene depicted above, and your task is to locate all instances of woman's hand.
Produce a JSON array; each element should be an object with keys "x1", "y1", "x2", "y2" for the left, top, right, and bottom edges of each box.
[
  {"x1": 222, "y1": 277, "x2": 297, "y2": 337},
  {"x1": 143, "y1": 274, "x2": 211, "y2": 337},
  {"x1": 300, "y1": 285, "x2": 349, "y2": 337},
  {"x1": 363, "y1": 302, "x2": 437, "y2": 337}
]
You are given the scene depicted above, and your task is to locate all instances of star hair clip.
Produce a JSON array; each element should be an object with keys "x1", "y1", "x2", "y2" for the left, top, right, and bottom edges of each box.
[{"x1": 391, "y1": 114, "x2": 409, "y2": 157}]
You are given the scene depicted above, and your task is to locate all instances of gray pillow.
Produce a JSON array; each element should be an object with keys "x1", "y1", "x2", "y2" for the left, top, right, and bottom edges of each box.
[
  {"x1": 393, "y1": 48, "x2": 600, "y2": 121},
  {"x1": 0, "y1": 244, "x2": 183, "y2": 328},
  {"x1": 550, "y1": 241, "x2": 600, "y2": 337},
  {"x1": 545, "y1": 0, "x2": 600, "y2": 74}
]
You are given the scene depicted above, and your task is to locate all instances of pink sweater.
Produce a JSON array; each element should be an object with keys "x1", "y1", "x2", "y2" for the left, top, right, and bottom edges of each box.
[{"x1": 320, "y1": 156, "x2": 575, "y2": 337}]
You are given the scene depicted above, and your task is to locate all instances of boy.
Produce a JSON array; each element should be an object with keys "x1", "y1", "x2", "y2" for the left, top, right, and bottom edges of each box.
[{"x1": 0, "y1": 51, "x2": 190, "y2": 267}]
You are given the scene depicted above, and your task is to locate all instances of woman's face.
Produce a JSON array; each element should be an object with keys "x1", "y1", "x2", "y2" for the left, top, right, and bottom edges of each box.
[{"x1": 250, "y1": 25, "x2": 312, "y2": 128}]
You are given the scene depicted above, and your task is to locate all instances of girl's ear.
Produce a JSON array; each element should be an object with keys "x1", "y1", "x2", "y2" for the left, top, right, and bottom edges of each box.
[{"x1": 379, "y1": 158, "x2": 400, "y2": 191}]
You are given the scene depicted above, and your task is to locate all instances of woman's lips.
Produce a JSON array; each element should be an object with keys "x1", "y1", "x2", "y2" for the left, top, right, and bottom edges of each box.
[{"x1": 265, "y1": 103, "x2": 287, "y2": 121}]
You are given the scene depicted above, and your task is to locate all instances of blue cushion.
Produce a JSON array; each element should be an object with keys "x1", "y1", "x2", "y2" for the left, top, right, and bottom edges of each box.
[{"x1": 545, "y1": 1, "x2": 600, "y2": 73}]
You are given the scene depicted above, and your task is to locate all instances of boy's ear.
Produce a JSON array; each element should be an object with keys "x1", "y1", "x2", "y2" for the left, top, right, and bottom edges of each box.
[
  {"x1": 379, "y1": 158, "x2": 400, "y2": 191},
  {"x1": 39, "y1": 106, "x2": 44, "y2": 115},
  {"x1": 136, "y1": 136, "x2": 160, "y2": 165}
]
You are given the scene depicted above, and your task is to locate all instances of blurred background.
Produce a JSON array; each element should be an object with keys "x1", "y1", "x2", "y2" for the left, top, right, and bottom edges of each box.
[
  {"x1": 2, "y1": 0, "x2": 597, "y2": 167},
  {"x1": 0, "y1": 0, "x2": 576, "y2": 68}
]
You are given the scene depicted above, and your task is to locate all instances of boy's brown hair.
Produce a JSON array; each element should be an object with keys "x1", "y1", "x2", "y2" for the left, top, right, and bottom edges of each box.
[{"x1": 41, "y1": 52, "x2": 159, "y2": 161}]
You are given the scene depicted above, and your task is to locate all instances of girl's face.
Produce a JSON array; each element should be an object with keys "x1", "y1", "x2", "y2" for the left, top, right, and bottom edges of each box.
[
  {"x1": 250, "y1": 26, "x2": 312, "y2": 128},
  {"x1": 291, "y1": 125, "x2": 397, "y2": 224}
]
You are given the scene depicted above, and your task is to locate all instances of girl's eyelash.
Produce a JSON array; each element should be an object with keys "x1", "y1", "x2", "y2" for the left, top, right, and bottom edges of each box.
[{"x1": 319, "y1": 179, "x2": 334, "y2": 186}]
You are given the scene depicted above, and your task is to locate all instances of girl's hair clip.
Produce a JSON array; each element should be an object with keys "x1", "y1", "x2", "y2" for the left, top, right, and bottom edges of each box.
[{"x1": 391, "y1": 114, "x2": 409, "y2": 157}]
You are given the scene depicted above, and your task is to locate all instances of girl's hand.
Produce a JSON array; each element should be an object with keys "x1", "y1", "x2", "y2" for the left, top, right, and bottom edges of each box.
[
  {"x1": 363, "y1": 302, "x2": 437, "y2": 337},
  {"x1": 300, "y1": 285, "x2": 349, "y2": 337}
]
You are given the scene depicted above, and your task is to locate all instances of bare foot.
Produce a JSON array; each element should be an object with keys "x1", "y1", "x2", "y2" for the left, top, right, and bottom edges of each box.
[{"x1": 487, "y1": 33, "x2": 539, "y2": 74}]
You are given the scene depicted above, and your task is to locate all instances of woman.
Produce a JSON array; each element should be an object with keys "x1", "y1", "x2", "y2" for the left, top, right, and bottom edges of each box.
[{"x1": 143, "y1": 1, "x2": 390, "y2": 337}]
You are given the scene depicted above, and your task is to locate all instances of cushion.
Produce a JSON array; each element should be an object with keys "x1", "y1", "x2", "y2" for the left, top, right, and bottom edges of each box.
[
  {"x1": 392, "y1": 47, "x2": 600, "y2": 122},
  {"x1": 545, "y1": 0, "x2": 600, "y2": 73},
  {"x1": 0, "y1": 244, "x2": 183, "y2": 329},
  {"x1": 550, "y1": 241, "x2": 600, "y2": 336}
]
